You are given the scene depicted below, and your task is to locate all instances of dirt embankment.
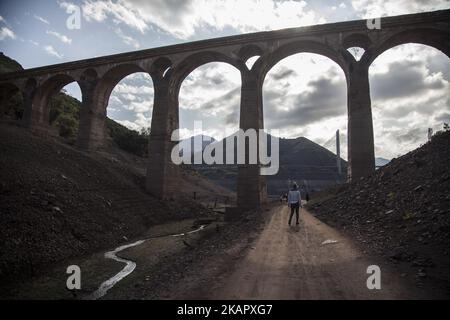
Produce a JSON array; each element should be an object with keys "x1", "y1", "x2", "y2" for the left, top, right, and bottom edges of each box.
[
  {"x1": 0, "y1": 123, "x2": 215, "y2": 285},
  {"x1": 307, "y1": 130, "x2": 450, "y2": 296}
]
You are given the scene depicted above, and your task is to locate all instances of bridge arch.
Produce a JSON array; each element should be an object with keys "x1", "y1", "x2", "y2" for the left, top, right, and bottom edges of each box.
[
  {"x1": 363, "y1": 28, "x2": 450, "y2": 66},
  {"x1": 95, "y1": 63, "x2": 150, "y2": 107},
  {"x1": 255, "y1": 40, "x2": 349, "y2": 85},
  {"x1": 77, "y1": 63, "x2": 155, "y2": 150},
  {"x1": 170, "y1": 51, "x2": 243, "y2": 95},
  {"x1": 238, "y1": 44, "x2": 263, "y2": 70},
  {"x1": 150, "y1": 57, "x2": 173, "y2": 80},
  {"x1": 368, "y1": 42, "x2": 450, "y2": 160},
  {"x1": 342, "y1": 33, "x2": 372, "y2": 51},
  {"x1": 79, "y1": 68, "x2": 98, "y2": 84},
  {"x1": 238, "y1": 44, "x2": 264, "y2": 61},
  {"x1": 30, "y1": 74, "x2": 81, "y2": 130},
  {"x1": 261, "y1": 51, "x2": 348, "y2": 192},
  {"x1": 175, "y1": 55, "x2": 242, "y2": 202}
]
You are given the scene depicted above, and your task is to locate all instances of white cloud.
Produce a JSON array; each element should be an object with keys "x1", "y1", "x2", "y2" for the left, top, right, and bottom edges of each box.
[
  {"x1": 352, "y1": 0, "x2": 449, "y2": 18},
  {"x1": 113, "y1": 82, "x2": 153, "y2": 95},
  {"x1": 121, "y1": 93, "x2": 137, "y2": 101},
  {"x1": 109, "y1": 96, "x2": 122, "y2": 104},
  {"x1": 368, "y1": 44, "x2": 450, "y2": 158},
  {"x1": 107, "y1": 73, "x2": 154, "y2": 129},
  {"x1": 46, "y1": 30, "x2": 72, "y2": 44},
  {"x1": 34, "y1": 15, "x2": 50, "y2": 25},
  {"x1": 58, "y1": 1, "x2": 80, "y2": 13},
  {"x1": 63, "y1": 0, "x2": 325, "y2": 39},
  {"x1": 116, "y1": 112, "x2": 152, "y2": 131},
  {"x1": 130, "y1": 100, "x2": 152, "y2": 113},
  {"x1": 44, "y1": 45, "x2": 63, "y2": 59},
  {"x1": 189, "y1": 0, "x2": 325, "y2": 36},
  {"x1": 81, "y1": 0, "x2": 148, "y2": 32},
  {"x1": 0, "y1": 26, "x2": 16, "y2": 40},
  {"x1": 114, "y1": 27, "x2": 140, "y2": 49},
  {"x1": 135, "y1": 112, "x2": 152, "y2": 128},
  {"x1": 180, "y1": 63, "x2": 240, "y2": 111}
]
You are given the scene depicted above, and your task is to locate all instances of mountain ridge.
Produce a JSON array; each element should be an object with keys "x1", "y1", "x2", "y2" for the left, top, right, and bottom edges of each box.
[{"x1": 185, "y1": 132, "x2": 348, "y2": 195}]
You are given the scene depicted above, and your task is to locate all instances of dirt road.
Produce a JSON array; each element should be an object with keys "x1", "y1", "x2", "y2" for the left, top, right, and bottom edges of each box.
[
  {"x1": 7, "y1": 204, "x2": 426, "y2": 299},
  {"x1": 197, "y1": 205, "x2": 418, "y2": 299}
]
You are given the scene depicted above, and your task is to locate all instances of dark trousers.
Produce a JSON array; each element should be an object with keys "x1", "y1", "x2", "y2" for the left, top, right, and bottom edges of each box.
[{"x1": 289, "y1": 202, "x2": 300, "y2": 225}]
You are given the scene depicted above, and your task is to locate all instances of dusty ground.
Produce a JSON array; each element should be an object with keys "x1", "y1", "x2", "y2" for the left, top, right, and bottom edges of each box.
[{"x1": 166, "y1": 205, "x2": 441, "y2": 299}]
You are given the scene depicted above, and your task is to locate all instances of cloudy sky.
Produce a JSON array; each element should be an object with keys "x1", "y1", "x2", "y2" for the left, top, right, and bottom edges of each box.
[{"x1": 0, "y1": 0, "x2": 449, "y2": 159}]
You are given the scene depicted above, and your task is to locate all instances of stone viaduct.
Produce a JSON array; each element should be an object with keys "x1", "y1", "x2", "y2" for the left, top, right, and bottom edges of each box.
[{"x1": 0, "y1": 10, "x2": 449, "y2": 210}]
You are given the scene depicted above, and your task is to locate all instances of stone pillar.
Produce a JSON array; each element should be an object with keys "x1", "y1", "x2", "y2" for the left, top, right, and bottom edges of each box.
[
  {"x1": 237, "y1": 71, "x2": 267, "y2": 210},
  {"x1": 21, "y1": 90, "x2": 34, "y2": 128},
  {"x1": 347, "y1": 62, "x2": 375, "y2": 181},
  {"x1": 21, "y1": 90, "x2": 52, "y2": 132},
  {"x1": 27, "y1": 92, "x2": 53, "y2": 132},
  {"x1": 146, "y1": 77, "x2": 180, "y2": 198},
  {"x1": 20, "y1": 81, "x2": 50, "y2": 130},
  {"x1": 76, "y1": 80, "x2": 107, "y2": 150},
  {"x1": 0, "y1": 85, "x2": 19, "y2": 120}
]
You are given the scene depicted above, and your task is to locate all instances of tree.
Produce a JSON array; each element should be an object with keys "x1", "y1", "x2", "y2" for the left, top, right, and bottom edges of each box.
[{"x1": 140, "y1": 127, "x2": 151, "y2": 136}]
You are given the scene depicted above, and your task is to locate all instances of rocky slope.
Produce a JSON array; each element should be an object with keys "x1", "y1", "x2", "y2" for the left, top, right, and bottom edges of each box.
[{"x1": 307, "y1": 130, "x2": 450, "y2": 294}]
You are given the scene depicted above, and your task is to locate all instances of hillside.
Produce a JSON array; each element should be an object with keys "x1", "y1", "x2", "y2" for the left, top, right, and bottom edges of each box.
[
  {"x1": 0, "y1": 123, "x2": 221, "y2": 285},
  {"x1": 307, "y1": 130, "x2": 450, "y2": 293},
  {"x1": 0, "y1": 53, "x2": 22, "y2": 74},
  {"x1": 0, "y1": 54, "x2": 234, "y2": 286}
]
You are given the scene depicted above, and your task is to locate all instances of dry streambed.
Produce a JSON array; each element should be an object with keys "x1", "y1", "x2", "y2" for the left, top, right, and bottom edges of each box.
[
  {"x1": 86, "y1": 223, "x2": 208, "y2": 300},
  {"x1": 2, "y1": 218, "x2": 219, "y2": 299}
]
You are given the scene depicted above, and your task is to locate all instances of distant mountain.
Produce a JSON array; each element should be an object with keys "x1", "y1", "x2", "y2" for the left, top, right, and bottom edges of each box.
[
  {"x1": 375, "y1": 157, "x2": 390, "y2": 167},
  {"x1": 187, "y1": 133, "x2": 348, "y2": 195}
]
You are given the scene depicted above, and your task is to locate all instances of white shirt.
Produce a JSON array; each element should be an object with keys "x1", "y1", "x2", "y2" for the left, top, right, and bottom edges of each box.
[{"x1": 288, "y1": 190, "x2": 301, "y2": 204}]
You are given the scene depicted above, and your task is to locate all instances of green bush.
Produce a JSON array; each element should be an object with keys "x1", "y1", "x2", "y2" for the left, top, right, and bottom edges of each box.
[
  {"x1": 57, "y1": 114, "x2": 78, "y2": 138},
  {"x1": 106, "y1": 118, "x2": 150, "y2": 157}
]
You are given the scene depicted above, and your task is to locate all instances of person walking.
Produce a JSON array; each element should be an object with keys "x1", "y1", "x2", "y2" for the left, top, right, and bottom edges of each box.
[{"x1": 287, "y1": 183, "x2": 302, "y2": 226}]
